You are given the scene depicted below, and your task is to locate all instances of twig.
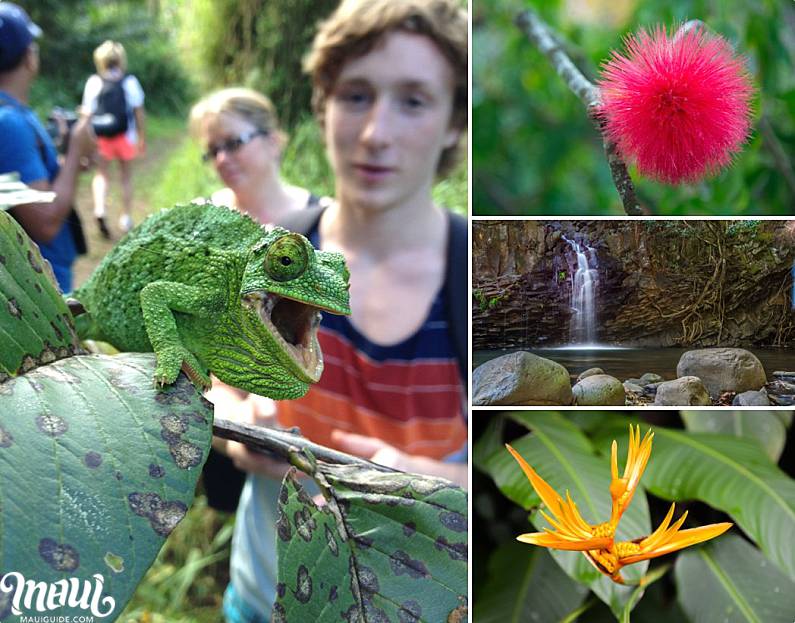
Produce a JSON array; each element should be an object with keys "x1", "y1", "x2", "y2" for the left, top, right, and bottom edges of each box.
[
  {"x1": 514, "y1": 9, "x2": 643, "y2": 216},
  {"x1": 758, "y1": 115, "x2": 795, "y2": 198},
  {"x1": 212, "y1": 418, "x2": 398, "y2": 473}
]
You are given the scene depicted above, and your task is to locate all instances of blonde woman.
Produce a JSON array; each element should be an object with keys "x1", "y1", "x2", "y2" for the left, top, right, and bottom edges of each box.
[
  {"x1": 82, "y1": 40, "x2": 145, "y2": 237},
  {"x1": 189, "y1": 87, "x2": 322, "y2": 223}
]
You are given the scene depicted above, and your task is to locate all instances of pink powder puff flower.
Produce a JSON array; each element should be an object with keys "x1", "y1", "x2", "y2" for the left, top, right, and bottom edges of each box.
[{"x1": 597, "y1": 24, "x2": 754, "y2": 185}]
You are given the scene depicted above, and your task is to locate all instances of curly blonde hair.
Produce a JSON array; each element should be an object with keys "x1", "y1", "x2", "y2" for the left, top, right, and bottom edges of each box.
[{"x1": 93, "y1": 40, "x2": 127, "y2": 73}]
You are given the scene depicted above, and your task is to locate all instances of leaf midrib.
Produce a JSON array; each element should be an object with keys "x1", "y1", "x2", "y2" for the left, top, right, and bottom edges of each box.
[
  {"x1": 658, "y1": 429, "x2": 795, "y2": 524},
  {"x1": 533, "y1": 428, "x2": 599, "y2": 520},
  {"x1": 699, "y1": 546, "x2": 760, "y2": 623}
]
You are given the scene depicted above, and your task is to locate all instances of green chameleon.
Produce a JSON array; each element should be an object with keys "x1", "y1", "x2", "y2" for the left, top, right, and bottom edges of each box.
[{"x1": 68, "y1": 202, "x2": 351, "y2": 399}]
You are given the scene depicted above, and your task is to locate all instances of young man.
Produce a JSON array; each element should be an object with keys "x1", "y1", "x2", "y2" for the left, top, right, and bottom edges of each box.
[
  {"x1": 0, "y1": 2, "x2": 95, "y2": 292},
  {"x1": 211, "y1": 1, "x2": 468, "y2": 619}
]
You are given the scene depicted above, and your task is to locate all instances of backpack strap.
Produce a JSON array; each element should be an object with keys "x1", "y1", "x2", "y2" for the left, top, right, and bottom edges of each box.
[
  {"x1": 444, "y1": 211, "x2": 468, "y2": 390},
  {"x1": 274, "y1": 203, "x2": 326, "y2": 234}
]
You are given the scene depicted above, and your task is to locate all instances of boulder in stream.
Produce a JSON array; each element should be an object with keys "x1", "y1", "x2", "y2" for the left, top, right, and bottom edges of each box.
[
  {"x1": 573, "y1": 374, "x2": 625, "y2": 406},
  {"x1": 472, "y1": 351, "x2": 573, "y2": 406},
  {"x1": 654, "y1": 376, "x2": 711, "y2": 406},
  {"x1": 676, "y1": 348, "x2": 766, "y2": 399},
  {"x1": 577, "y1": 367, "x2": 604, "y2": 382},
  {"x1": 732, "y1": 390, "x2": 771, "y2": 406}
]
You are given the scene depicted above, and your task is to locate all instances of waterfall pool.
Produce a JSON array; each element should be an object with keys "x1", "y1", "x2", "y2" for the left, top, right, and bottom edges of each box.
[{"x1": 473, "y1": 346, "x2": 794, "y2": 383}]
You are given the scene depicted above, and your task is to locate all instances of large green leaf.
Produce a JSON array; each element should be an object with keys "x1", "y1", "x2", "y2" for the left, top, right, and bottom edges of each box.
[
  {"x1": 675, "y1": 533, "x2": 795, "y2": 623},
  {"x1": 681, "y1": 410, "x2": 791, "y2": 462},
  {"x1": 478, "y1": 412, "x2": 651, "y2": 620},
  {"x1": 473, "y1": 542, "x2": 588, "y2": 623},
  {"x1": 0, "y1": 211, "x2": 79, "y2": 382},
  {"x1": 0, "y1": 353, "x2": 213, "y2": 621},
  {"x1": 625, "y1": 427, "x2": 795, "y2": 582},
  {"x1": 274, "y1": 461, "x2": 468, "y2": 622}
]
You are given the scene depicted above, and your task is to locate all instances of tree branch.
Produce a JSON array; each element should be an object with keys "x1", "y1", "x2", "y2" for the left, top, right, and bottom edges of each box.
[
  {"x1": 212, "y1": 418, "x2": 398, "y2": 473},
  {"x1": 514, "y1": 9, "x2": 643, "y2": 216}
]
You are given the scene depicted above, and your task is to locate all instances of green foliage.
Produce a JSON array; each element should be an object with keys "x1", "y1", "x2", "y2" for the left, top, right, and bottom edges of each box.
[
  {"x1": 675, "y1": 534, "x2": 795, "y2": 623},
  {"x1": 119, "y1": 495, "x2": 233, "y2": 622},
  {"x1": 0, "y1": 353, "x2": 213, "y2": 621},
  {"x1": 275, "y1": 461, "x2": 468, "y2": 621},
  {"x1": 151, "y1": 117, "x2": 468, "y2": 216},
  {"x1": 681, "y1": 410, "x2": 791, "y2": 462},
  {"x1": 475, "y1": 411, "x2": 795, "y2": 621},
  {"x1": 176, "y1": 0, "x2": 338, "y2": 128},
  {"x1": 473, "y1": 0, "x2": 795, "y2": 215},
  {"x1": 476, "y1": 412, "x2": 651, "y2": 618},
  {"x1": 473, "y1": 543, "x2": 589, "y2": 622},
  {"x1": 27, "y1": 1, "x2": 195, "y2": 117}
]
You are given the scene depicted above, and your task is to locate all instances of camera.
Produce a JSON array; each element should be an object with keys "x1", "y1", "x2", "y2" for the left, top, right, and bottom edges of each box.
[
  {"x1": 45, "y1": 107, "x2": 116, "y2": 154},
  {"x1": 45, "y1": 107, "x2": 78, "y2": 154}
]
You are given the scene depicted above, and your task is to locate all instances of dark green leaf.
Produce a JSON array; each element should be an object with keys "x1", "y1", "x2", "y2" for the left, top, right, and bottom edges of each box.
[
  {"x1": 0, "y1": 353, "x2": 213, "y2": 621},
  {"x1": 274, "y1": 461, "x2": 468, "y2": 622},
  {"x1": 0, "y1": 211, "x2": 79, "y2": 379},
  {"x1": 681, "y1": 410, "x2": 790, "y2": 462},
  {"x1": 676, "y1": 533, "x2": 795, "y2": 623},
  {"x1": 474, "y1": 542, "x2": 588, "y2": 623},
  {"x1": 641, "y1": 428, "x2": 795, "y2": 581}
]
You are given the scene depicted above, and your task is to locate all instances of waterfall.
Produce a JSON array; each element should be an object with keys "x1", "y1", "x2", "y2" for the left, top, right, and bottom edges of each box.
[
  {"x1": 563, "y1": 235, "x2": 598, "y2": 344},
  {"x1": 792, "y1": 262, "x2": 795, "y2": 309}
]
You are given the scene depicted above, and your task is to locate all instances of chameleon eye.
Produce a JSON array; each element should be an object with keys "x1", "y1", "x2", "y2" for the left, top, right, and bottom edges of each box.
[{"x1": 265, "y1": 234, "x2": 309, "y2": 282}]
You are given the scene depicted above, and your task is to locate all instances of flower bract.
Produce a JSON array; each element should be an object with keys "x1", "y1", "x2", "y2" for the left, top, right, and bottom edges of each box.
[{"x1": 507, "y1": 425, "x2": 732, "y2": 583}]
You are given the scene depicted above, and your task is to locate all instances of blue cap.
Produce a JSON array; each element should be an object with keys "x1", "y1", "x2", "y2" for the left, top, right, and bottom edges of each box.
[{"x1": 0, "y1": 3, "x2": 42, "y2": 72}]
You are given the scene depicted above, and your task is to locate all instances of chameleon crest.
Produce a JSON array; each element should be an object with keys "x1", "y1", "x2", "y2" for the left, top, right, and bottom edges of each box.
[{"x1": 70, "y1": 202, "x2": 351, "y2": 399}]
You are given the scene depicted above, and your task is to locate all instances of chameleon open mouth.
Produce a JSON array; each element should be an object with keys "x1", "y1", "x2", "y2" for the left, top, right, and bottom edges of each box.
[{"x1": 242, "y1": 291, "x2": 323, "y2": 382}]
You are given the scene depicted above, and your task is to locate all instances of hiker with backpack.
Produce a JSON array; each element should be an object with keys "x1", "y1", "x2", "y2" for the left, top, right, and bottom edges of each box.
[{"x1": 82, "y1": 40, "x2": 145, "y2": 238}]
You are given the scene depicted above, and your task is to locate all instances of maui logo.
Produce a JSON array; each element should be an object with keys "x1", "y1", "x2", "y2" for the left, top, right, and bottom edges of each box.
[{"x1": 0, "y1": 573, "x2": 115, "y2": 618}]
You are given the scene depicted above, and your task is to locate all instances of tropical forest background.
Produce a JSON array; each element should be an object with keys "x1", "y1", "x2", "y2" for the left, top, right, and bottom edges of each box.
[
  {"x1": 17, "y1": 0, "x2": 463, "y2": 620},
  {"x1": 473, "y1": 0, "x2": 795, "y2": 215}
]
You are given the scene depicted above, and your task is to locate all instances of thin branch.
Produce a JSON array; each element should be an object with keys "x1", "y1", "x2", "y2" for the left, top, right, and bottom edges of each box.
[
  {"x1": 514, "y1": 9, "x2": 643, "y2": 216},
  {"x1": 758, "y1": 115, "x2": 795, "y2": 198},
  {"x1": 212, "y1": 418, "x2": 398, "y2": 473}
]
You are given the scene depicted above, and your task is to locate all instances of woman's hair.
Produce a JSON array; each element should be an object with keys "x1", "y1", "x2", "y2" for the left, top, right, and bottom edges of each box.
[
  {"x1": 304, "y1": 0, "x2": 467, "y2": 177},
  {"x1": 189, "y1": 87, "x2": 285, "y2": 146},
  {"x1": 93, "y1": 40, "x2": 127, "y2": 73}
]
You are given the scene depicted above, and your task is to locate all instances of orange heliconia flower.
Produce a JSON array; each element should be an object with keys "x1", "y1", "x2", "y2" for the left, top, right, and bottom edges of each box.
[{"x1": 506, "y1": 425, "x2": 732, "y2": 584}]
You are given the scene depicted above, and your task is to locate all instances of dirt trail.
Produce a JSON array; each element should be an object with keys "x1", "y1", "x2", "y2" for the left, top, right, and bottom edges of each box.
[{"x1": 72, "y1": 130, "x2": 184, "y2": 288}]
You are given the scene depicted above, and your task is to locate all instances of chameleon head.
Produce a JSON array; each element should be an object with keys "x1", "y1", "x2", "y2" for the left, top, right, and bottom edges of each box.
[{"x1": 231, "y1": 228, "x2": 350, "y2": 396}]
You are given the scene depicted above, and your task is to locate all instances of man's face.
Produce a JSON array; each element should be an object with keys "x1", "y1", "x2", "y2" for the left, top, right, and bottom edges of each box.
[{"x1": 324, "y1": 31, "x2": 460, "y2": 212}]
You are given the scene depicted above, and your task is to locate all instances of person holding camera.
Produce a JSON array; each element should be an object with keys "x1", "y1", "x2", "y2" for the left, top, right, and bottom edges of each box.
[
  {"x1": 0, "y1": 2, "x2": 95, "y2": 293},
  {"x1": 82, "y1": 40, "x2": 145, "y2": 238}
]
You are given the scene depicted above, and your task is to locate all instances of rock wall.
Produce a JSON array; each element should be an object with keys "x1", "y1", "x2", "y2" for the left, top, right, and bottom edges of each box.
[{"x1": 473, "y1": 221, "x2": 795, "y2": 349}]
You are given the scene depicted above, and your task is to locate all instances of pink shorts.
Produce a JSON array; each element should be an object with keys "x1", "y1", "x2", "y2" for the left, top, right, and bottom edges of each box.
[{"x1": 97, "y1": 134, "x2": 137, "y2": 161}]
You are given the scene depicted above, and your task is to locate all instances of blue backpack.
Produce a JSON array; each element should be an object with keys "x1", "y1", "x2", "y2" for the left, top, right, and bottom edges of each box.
[{"x1": 93, "y1": 76, "x2": 128, "y2": 137}]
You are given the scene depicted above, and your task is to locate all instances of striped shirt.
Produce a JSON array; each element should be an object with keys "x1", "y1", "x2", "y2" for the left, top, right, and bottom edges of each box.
[{"x1": 276, "y1": 280, "x2": 466, "y2": 461}]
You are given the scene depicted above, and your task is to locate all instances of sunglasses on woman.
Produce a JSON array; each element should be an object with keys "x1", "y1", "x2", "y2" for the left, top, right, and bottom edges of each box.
[{"x1": 202, "y1": 129, "x2": 268, "y2": 163}]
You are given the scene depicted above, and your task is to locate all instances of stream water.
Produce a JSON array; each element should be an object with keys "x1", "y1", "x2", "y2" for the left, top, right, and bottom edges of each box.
[{"x1": 473, "y1": 347, "x2": 795, "y2": 383}]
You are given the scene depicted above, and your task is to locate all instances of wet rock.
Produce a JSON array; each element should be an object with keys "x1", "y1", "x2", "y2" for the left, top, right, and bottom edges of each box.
[
  {"x1": 639, "y1": 372, "x2": 664, "y2": 385},
  {"x1": 766, "y1": 377, "x2": 795, "y2": 406},
  {"x1": 573, "y1": 374, "x2": 625, "y2": 406},
  {"x1": 623, "y1": 381, "x2": 644, "y2": 394},
  {"x1": 676, "y1": 348, "x2": 766, "y2": 399},
  {"x1": 643, "y1": 382, "x2": 661, "y2": 397},
  {"x1": 577, "y1": 367, "x2": 604, "y2": 382},
  {"x1": 732, "y1": 390, "x2": 770, "y2": 406},
  {"x1": 472, "y1": 351, "x2": 573, "y2": 406},
  {"x1": 654, "y1": 376, "x2": 710, "y2": 406}
]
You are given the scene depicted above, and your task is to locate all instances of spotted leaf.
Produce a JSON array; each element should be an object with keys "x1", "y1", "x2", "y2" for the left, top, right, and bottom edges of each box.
[
  {"x1": 275, "y1": 461, "x2": 467, "y2": 622},
  {"x1": 0, "y1": 353, "x2": 212, "y2": 622}
]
